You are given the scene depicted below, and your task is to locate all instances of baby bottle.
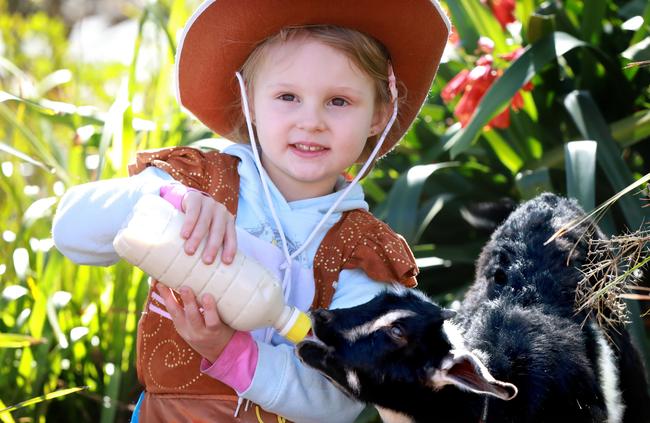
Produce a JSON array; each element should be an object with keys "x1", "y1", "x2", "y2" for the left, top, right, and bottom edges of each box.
[{"x1": 112, "y1": 194, "x2": 311, "y2": 343}]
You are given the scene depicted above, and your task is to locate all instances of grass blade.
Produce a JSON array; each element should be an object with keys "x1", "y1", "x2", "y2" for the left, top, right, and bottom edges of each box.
[
  {"x1": 0, "y1": 334, "x2": 45, "y2": 349},
  {"x1": 0, "y1": 387, "x2": 88, "y2": 414},
  {"x1": 0, "y1": 399, "x2": 15, "y2": 423},
  {"x1": 0, "y1": 142, "x2": 51, "y2": 172}
]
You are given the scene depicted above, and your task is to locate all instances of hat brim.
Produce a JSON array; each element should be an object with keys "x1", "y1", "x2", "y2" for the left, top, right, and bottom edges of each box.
[{"x1": 176, "y1": 0, "x2": 450, "y2": 157}]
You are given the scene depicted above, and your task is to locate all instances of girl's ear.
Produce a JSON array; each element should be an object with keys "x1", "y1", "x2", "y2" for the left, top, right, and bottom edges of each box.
[{"x1": 369, "y1": 103, "x2": 393, "y2": 136}]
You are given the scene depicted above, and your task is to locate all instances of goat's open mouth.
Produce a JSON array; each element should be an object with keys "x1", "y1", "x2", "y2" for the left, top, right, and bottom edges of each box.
[{"x1": 431, "y1": 350, "x2": 518, "y2": 401}]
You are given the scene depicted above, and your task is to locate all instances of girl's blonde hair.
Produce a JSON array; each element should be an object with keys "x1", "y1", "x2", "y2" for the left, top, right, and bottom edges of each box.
[{"x1": 228, "y1": 25, "x2": 403, "y2": 164}]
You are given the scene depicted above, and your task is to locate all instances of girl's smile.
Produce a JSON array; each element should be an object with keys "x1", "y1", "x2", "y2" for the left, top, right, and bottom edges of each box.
[
  {"x1": 251, "y1": 37, "x2": 388, "y2": 202},
  {"x1": 290, "y1": 142, "x2": 328, "y2": 157}
]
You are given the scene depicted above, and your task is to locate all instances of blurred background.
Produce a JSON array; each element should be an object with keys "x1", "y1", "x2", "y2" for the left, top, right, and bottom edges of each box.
[{"x1": 0, "y1": 0, "x2": 649, "y2": 421}]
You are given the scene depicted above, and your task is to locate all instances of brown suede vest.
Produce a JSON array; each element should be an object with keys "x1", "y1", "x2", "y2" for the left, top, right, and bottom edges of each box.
[{"x1": 128, "y1": 146, "x2": 418, "y2": 422}]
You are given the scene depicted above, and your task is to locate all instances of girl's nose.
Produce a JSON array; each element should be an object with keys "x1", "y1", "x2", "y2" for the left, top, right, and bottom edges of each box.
[{"x1": 296, "y1": 103, "x2": 326, "y2": 132}]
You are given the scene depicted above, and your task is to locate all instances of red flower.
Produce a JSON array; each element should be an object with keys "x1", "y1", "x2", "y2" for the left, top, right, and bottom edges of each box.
[
  {"x1": 441, "y1": 47, "x2": 532, "y2": 130},
  {"x1": 489, "y1": 108, "x2": 511, "y2": 129},
  {"x1": 449, "y1": 26, "x2": 461, "y2": 47},
  {"x1": 482, "y1": 0, "x2": 516, "y2": 29},
  {"x1": 499, "y1": 48, "x2": 525, "y2": 62},
  {"x1": 478, "y1": 36, "x2": 495, "y2": 54},
  {"x1": 441, "y1": 69, "x2": 470, "y2": 103}
]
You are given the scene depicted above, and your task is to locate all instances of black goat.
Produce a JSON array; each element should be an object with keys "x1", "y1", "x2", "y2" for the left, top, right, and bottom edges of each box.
[{"x1": 297, "y1": 193, "x2": 650, "y2": 423}]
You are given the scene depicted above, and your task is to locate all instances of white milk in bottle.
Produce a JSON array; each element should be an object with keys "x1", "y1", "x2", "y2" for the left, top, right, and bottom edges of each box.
[{"x1": 113, "y1": 194, "x2": 310, "y2": 343}]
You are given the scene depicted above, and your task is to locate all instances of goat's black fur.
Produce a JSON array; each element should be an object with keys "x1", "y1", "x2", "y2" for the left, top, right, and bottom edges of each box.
[{"x1": 297, "y1": 193, "x2": 650, "y2": 423}]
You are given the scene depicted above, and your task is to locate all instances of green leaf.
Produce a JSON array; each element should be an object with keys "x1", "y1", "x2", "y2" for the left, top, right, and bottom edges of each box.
[
  {"x1": 0, "y1": 142, "x2": 51, "y2": 172},
  {"x1": 563, "y1": 91, "x2": 647, "y2": 229},
  {"x1": 0, "y1": 99, "x2": 72, "y2": 184},
  {"x1": 610, "y1": 109, "x2": 650, "y2": 147},
  {"x1": 0, "y1": 399, "x2": 15, "y2": 423},
  {"x1": 0, "y1": 90, "x2": 103, "y2": 126},
  {"x1": 445, "y1": 1, "x2": 480, "y2": 51},
  {"x1": 0, "y1": 57, "x2": 32, "y2": 88},
  {"x1": 0, "y1": 333, "x2": 45, "y2": 349},
  {"x1": 0, "y1": 386, "x2": 87, "y2": 414},
  {"x1": 629, "y1": 0, "x2": 650, "y2": 44},
  {"x1": 414, "y1": 193, "x2": 455, "y2": 243},
  {"x1": 482, "y1": 130, "x2": 524, "y2": 174},
  {"x1": 458, "y1": 0, "x2": 509, "y2": 53},
  {"x1": 96, "y1": 79, "x2": 130, "y2": 179},
  {"x1": 46, "y1": 293, "x2": 69, "y2": 349},
  {"x1": 446, "y1": 32, "x2": 588, "y2": 158},
  {"x1": 383, "y1": 163, "x2": 459, "y2": 244},
  {"x1": 563, "y1": 91, "x2": 650, "y2": 369},
  {"x1": 565, "y1": 140, "x2": 597, "y2": 211},
  {"x1": 145, "y1": 3, "x2": 178, "y2": 56},
  {"x1": 515, "y1": 168, "x2": 553, "y2": 200},
  {"x1": 580, "y1": 0, "x2": 606, "y2": 44},
  {"x1": 100, "y1": 368, "x2": 121, "y2": 423},
  {"x1": 622, "y1": 36, "x2": 650, "y2": 62},
  {"x1": 36, "y1": 69, "x2": 72, "y2": 97},
  {"x1": 360, "y1": 177, "x2": 386, "y2": 204},
  {"x1": 516, "y1": 0, "x2": 537, "y2": 40},
  {"x1": 527, "y1": 13, "x2": 556, "y2": 44}
]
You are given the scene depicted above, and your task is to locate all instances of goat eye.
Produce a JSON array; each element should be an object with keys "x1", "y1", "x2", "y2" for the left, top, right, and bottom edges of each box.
[{"x1": 388, "y1": 325, "x2": 405, "y2": 340}]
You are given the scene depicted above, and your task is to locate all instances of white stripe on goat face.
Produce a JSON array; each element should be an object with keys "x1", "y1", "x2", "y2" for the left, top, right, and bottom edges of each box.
[
  {"x1": 442, "y1": 320, "x2": 466, "y2": 350},
  {"x1": 591, "y1": 322, "x2": 624, "y2": 423},
  {"x1": 342, "y1": 310, "x2": 416, "y2": 343},
  {"x1": 346, "y1": 370, "x2": 361, "y2": 395}
]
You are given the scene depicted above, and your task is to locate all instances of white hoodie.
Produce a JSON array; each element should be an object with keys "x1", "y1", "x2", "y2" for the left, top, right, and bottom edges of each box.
[{"x1": 52, "y1": 143, "x2": 388, "y2": 422}]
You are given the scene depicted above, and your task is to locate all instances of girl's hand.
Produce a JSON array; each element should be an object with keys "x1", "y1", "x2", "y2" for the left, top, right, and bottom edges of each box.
[
  {"x1": 181, "y1": 190, "x2": 236, "y2": 265},
  {"x1": 158, "y1": 282, "x2": 234, "y2": 363}
]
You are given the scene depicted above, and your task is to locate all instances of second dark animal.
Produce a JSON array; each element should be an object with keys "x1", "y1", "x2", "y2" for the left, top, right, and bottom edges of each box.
[{"x1": 297, "y1": 193, "x2": 650, "y2": 423}]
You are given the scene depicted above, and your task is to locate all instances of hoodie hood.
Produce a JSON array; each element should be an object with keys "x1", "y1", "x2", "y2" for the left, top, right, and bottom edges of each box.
[{"x1": 224, "y1": 143, "x2": 368, "y2": 267}]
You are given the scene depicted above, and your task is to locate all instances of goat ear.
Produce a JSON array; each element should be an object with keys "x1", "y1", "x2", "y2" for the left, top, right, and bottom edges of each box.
[
  {"x1": 441, "y1": 308, "x2": 457, "y2": 320},
  {"x1": 430, "y1": 349, "x2": 518, "y2": 401}
]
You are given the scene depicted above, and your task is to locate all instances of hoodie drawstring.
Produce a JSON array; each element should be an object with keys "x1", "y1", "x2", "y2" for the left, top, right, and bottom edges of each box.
[{"x1": 234, "y1": 67, "x2": 398, "y2": 344}]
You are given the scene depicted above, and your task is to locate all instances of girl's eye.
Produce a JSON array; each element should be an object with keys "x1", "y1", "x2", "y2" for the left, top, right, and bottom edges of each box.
[
  {"x1": 278, "y1": 94, "x2": 296, "y2": 102},
  {"x1": 330, "y1": 97, "x2": 348, "y2": 107}
]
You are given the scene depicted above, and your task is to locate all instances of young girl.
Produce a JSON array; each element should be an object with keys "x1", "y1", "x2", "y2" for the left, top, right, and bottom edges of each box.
[{"x1": 52, "y1": 1, "x2": 450, "y2": 421}]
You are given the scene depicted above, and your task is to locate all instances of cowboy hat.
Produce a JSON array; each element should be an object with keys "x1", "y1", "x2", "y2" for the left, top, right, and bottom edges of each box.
[{"x1": 175, "y1": 0, "x2": 450, "y2": 157}]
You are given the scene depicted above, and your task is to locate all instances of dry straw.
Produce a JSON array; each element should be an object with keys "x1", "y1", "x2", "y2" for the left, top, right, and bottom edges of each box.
[{"x1": 546, "y1": 174, "x2": 650, "y2": 332}]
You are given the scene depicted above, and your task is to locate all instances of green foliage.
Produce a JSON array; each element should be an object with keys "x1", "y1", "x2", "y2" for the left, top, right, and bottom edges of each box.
[
  {"x1": 0, "y1": 0, "x2": 648, "y2": 422},
  {"x1": 371, "y1": 0, "x2": 650, "y2": 300}
]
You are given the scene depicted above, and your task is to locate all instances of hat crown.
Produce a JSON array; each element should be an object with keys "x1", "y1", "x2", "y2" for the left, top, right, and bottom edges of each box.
[{"x1": 176, "y1": 0, "x2": 450, "y2": 156}]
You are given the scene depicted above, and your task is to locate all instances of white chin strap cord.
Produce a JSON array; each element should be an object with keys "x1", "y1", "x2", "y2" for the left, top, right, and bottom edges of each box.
[{"x1": 235, "y1": 71, "x2": 398, "y2": 342}]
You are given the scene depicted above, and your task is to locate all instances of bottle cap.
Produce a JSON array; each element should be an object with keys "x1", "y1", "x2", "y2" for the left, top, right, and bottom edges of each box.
[{"x1": 280, "y1": 308, "x2": 312, "y2": 344}]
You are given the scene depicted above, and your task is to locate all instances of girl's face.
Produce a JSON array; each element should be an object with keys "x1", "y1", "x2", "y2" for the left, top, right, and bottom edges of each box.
[{"x1": 251, "y1": 38, "x2": 388, "y2": 201}]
